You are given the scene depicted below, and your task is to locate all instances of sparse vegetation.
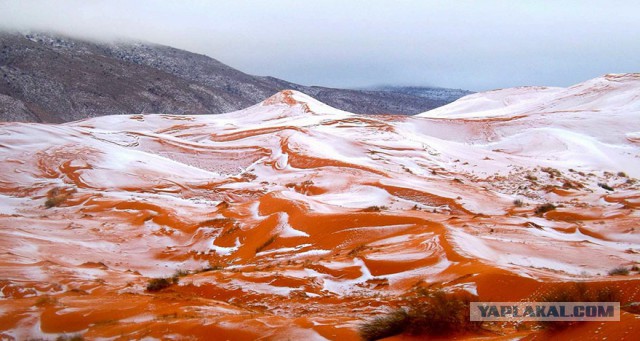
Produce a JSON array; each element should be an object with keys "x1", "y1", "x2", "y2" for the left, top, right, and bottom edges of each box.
[
  {"x1": 598, "y1": 183, "x2": 614, "y2": 191},
  {"x1": 631, "y1": 265, "x2": 639, "y2": 272},
  {"x1": 513, "y1": 199, "x2": 524, "y2": 207},
  {"x1": 608, "y1": 266, "x2": 629, "y2": 276},
  {"x1": 348, "y1": 244, "x2": 368, "y2": 256},
  {"x1": 255, "y1": 235, "x2": 277, "y2": 253},
  {"x1": 540, "y1": 283, "x2": 620, "y2": 330},
  {"x1": 534, "y1": 203, "x2": 556, "y2": 215},
  {"x1": 359, "y1": 289, "x2": 480, "y2": 340},
  {"x1": 617, "y1": 171, "x2": 627, "y2": 177},
  {"x1": 173, "y1": 269, "x2": 190, "y2": 277},
  {"x1": 541, "y1": 167, "x2": 562, "y2": 178},
  {"x1": 525, "y1": 174, "x2": 538, "y2": 181},
  {"x1": 197, "y1": 264, "x2": 224, "y2": 273},
  {"x1": 44, "y1": 187, "x2": 74, "y2": 208},
  {"x1": 360, "y1": 309, "x2": 410, "y2": 341},
  {"x1": 56, "y1": 334, "x2": 84, "y2": 341},
  {"x1": 561, "y1": 180, "x2": 583, "y2": 189},
  {"x1": 34, "y1": 295, "x2": 57, "y2": 307},
  {"x1": 363, "y1": 205, "x2": 388, "y2": 212},
  {"x1": 146, "y1": 277, "x2": 179, "y2": 292}
]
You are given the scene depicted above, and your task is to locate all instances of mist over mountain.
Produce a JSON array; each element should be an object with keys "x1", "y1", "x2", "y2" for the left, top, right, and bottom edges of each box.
[{"x1": 0, "y1": 32, "x2": 471, "y2": 123}]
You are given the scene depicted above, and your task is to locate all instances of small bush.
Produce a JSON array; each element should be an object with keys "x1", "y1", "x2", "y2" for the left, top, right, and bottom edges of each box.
[
  {"x1": 348, "y1": 244, "x2": 367, "y2": 256},
  {"x1": 360, "y1": 309, "x2": 410, "y2": 341},
  {"x1": 255, "y1": 236, "x2": 277, "y2": 253},
  {"x1": 56, "y1": 335, "x2": 84, "y2": 341},
  {"x1": 535, "y1": 203, "x2": 556, "y2": 215},
  {"x1": 513, "y1": 199, "x2": 524, "y2": 207},
  {"x1": 44, "y1": 188, "x2": 67, "y2": 208},
  {"x1": 543, "y1": 283, "x2": 619, "y2": 305},
  {"x1": 45, "y1": 196, "x2": 65, "y2": 208},
  {"x1": 525, "y1": 174, "x2": 538, "y2": 181},
  {"x1": 608, "y1": 266, "x2": 629, "y2": 276},
  {"x1": 44, "y1": 187, "x2": 73, "y2": 208},
  {"x1": 363, "y1": 206, "x2": 388, "y2": 212},
  {"x1": 540, "y1": 283, "x2": 620, "y2": 330},
  {"x1": 598, "y1": 183, "x2": 614, "y2": 191},
  {"x1": 359, "y1": 290, "x2": 480, "y2": 340},
  {"x1": 631, "y1": 265, "x2": 639, "y2": 272},
  {"x1": 541, "y1": 167, "x2": 562, "y2": 178},
  {"x1": 146, "y1": 277, "x2": 178, "y2": 292},
  {"x1": 617, "y1": 172, "x2": 627, "y2": 177},
  {"x1": 34, "y1": 295, "x2": 57, "y2": 307},
  {"x1": 173, "y1": 269, "x2": 190, "y2": 277}
]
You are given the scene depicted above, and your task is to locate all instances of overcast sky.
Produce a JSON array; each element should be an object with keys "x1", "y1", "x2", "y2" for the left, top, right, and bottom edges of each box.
[{"x1": 1, "y1": 0, "x2": 638, "y2": 91}]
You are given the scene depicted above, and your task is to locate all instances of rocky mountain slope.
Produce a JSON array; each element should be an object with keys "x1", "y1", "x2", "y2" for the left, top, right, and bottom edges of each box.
[
  {"x1": 0, "y1": 32, "x2": 470, "y2": 123},
  {"x1": 369, "y1": 85, "x2": 473, "y2": 102},
  {"x1": 0, "y1": 74, "x2": 639, "y2": 340}
]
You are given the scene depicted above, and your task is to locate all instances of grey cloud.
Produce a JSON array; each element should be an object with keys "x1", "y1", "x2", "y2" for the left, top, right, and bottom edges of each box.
[{"x1": 1, "y1": 0, "x2": 638, "y2": 91}]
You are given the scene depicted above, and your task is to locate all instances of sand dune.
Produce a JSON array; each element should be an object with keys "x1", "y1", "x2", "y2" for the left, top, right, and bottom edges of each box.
[{"x1": 1, "y1": 75, "x2": 639, "y2": 339}]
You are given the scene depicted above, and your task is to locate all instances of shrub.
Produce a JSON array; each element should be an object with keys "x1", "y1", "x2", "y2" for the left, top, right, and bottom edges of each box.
[
  {"x1": 360, "y1": 309, "x2": 410, "y2": 341},
  {"x1": 255, "y1": 236, "x2": 276, "y2": 253},
  {"x1": 44, "y1": 187, "x2": 73, "y2": 208},
  {"x1": 34, "y1": 295, "x2": 57, "y2": 307},
  {"x1": 56, "y1": 335, "x2": 84, "y2": 341},
  {"x1": 363, "y1": 206, "x2": 388, "y2": 212},
  {"x1": 535, "y1": 203, "x2": 556, "y2": 215},
  {"x1": 598, "y1": 183, "x2": 614, "y2": 191},
  {"x1": 359, "y1": 290, "x2": 480, "y2": 340},
  {"x1": 348, "y1": 244, "x2": 367, "y2": 256},
  {"x1": 173, "y1": 269, "x2": 190, "y2": 277},
  {"x1": 541, "y1": 167, "x2": 562, "y2": 178},
  {"x1": 608, "y1": 266, "x2": 629, "y2": 276},
  {"x1": 146, "y1": 277, "x2": 178, "y2": 292},
  {"x1": 539, "y1": 283, "x2": 620, "y2": 330},
  {"x1": 617, "y1": 172, "x2": 627, "y2": 177},
  {"x1": 45, "y1": 196, "x2": 65, "y2": 208},
  {"x1": 631, "y1": 265, "x2": 639, "y2": 272},
  {"x1": 513, "y1": 199, "x2": 524, "y2": 207}
]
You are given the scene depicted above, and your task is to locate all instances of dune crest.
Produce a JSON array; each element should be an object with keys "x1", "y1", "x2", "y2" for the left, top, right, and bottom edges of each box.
[{"x1": 1, "y1": 75, "x2": 639, "y2": 339}]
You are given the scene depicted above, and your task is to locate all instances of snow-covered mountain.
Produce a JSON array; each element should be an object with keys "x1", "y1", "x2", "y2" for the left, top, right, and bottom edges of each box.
[
  {"x1": 369, "y1": 85, "x2": 474, "y2": 102},
  {"x1": 0, "y1": 32, "x2": 469, "y2": 123},
  {"x1": 0, "y1": 75, "x2": 638, "y2": 339}
]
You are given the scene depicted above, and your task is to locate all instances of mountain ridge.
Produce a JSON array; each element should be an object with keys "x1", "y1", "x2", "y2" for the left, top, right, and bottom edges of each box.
[{"x1": 0, "y1": 31, "x2": 471, "y2": 123}]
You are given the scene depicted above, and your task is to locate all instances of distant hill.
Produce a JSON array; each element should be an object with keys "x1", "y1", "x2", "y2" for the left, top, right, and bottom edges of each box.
[
  {"x1": 0, "y1": 32, "x2": 471, "y2": 123},
  {"x1": 370, "y1": 85, "x2": 473, "y2": 103}
]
